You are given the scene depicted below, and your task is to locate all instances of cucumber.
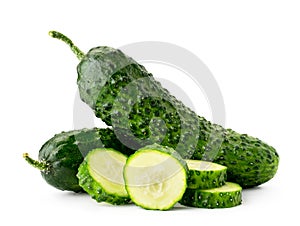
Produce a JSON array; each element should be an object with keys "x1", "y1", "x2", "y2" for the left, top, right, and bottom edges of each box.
[
  {"x1": 23, "y1": 128, "x2": 133, "y2": 192},
  {"x1": 77, "y1": 148, "x2": 130, "y2": 205},
  {"x1": 123, "y1": 144, "x2": 187, "y2": 210},
  {"x1": 179, "y1": 182, "x2": 242, "y2": 208},
  {"x1": 50, "y1": 31, "x2": 279, "y2": 188},
  {"x1": 186, "y1": 159, "x2": 227, "y2": 189}
]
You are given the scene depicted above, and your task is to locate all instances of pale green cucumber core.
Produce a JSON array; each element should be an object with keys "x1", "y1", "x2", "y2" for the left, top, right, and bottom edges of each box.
[
  {"x1": 124, "y1": 149, "x2": 187, "y2": 210},
  {"x1": 201, "y1": 182, "x2": 242, "y2": 193},
  {"x1": 186, "y1": 159, "x2": 227, "y2": 171},
  {"x1": 88, "y1": 149, "x2": 128, "y2": 197}
]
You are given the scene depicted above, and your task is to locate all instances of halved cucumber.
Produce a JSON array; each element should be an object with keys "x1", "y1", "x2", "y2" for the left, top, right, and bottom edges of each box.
[
  {"x1": 124, "y1": 144, "x2": 188, "y2": 210},
  {"x1": 77, "y1": 148, "x2": 130, "y2": 205},
  {"x1": 179, "y1": 182, "x2": 242, "y2": 208},
  {"x1": 186, "y1": 159, "x2": 227, "y2": 189}
]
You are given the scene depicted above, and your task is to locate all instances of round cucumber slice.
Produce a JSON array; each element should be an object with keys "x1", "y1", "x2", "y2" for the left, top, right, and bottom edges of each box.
[
  {"x1": 186, "y1": 159, "x2": 227, "y2": 189},
  {"x1": 179, "y1": 182, "x2": 242, "y2": 208},
  {"x1": 77, "y1": 148, "x2": 130, "y2": 205},
  {"x1": 124, "y1": 144, "x2": 187, "y2": 210}
]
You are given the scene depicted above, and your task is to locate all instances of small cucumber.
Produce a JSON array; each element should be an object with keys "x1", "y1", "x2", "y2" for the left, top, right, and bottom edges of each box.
[
  {"x1": 179, "y1": 182, "x2": 242, "y2": 208},
  {"x1": 123, "y1": 144, "x2": 187, "y2": 210},
  {"x1": 23, "y1": 128, "x2": 133, "y2": 192},
  {"x1": 77, "y1": 148, "x2": 130, "y2": 205},
  {"x1": 186, "y1": 159, "x2": 227, "y2": 189}
]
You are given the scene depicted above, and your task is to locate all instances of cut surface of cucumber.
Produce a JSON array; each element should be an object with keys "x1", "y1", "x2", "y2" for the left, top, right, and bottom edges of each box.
[
  {"x1": 77, "y1": 148, "x2": 130, "y2": 205},
  {"x1": 179, "y1": 182, "x2": 242, "y2": 208},
  {"x1": 124, "y1": 144, "x2": 187, "y2": 210},
  {"x1": 186, "y1": 159, "x2": 227, "y2": 189}
]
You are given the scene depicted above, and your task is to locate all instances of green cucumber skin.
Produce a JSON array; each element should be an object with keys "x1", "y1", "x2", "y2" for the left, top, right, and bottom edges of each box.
[
  {"x1": 179, "y1": 184, "x2": 242, "y2": 208},
  {"x1": 188, "y1": 168, "x2": 227, "y2": 189},
  {"x1": 193, "y1": 128, "x2": 279, "y2": 188},
  {"x1": 76, "y1": 46, "x2": 279, "y2": 188},
  {"x1": 35, "y1": 128, "x2": 133, "y2": 192},
  {"x1": 77, "y1": 160, "x2": 130, "y2": 205}
]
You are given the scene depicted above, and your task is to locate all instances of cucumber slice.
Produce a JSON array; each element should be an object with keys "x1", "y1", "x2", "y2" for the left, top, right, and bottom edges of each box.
[
  {"x1": 77, "y1": 148, "x2": 130, "y2": 205},
  {"x1": 186, "y1": 159, "x2": 227, "y2": 189},
  {"x1": 124, "y1": 144, "x2": 188, "y2": 210},
  {"x1": 179, "y1": 182, "x2": 242, "y2": 208}
]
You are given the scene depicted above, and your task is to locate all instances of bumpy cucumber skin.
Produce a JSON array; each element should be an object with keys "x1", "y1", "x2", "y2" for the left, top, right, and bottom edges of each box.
[
  {"x1": 187, "y1": 162, "x2": 227, "y2": 189},
  {"x1": 124, "y1": 144, "x2": 188, "y2": 210},
  {"x1": 179, "y1": 182, "x2": 242, "y2": 208},
  {"x1": 192, "y1": 126, "x2": 279, "y2": 188},
  {"x1": 188, "y1": 170, "x2": 226, "y2": 189},
  {"x1": 77, "y1": 160, "x2": 130, "y2": 205},
  {"x1": 77, "y1": 47, "x2": 198, "y2": 155},
  {"x1": 38, "y1": 128, "x2": 133, "y2": 192},
  {"x1": 77, "y1": 47, "x2": 279, "y2": 188}
]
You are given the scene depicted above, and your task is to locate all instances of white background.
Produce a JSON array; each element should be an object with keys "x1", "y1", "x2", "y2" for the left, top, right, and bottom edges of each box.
[{"x1": 1, "y1": 0, "x2": 298, "y2": 225}]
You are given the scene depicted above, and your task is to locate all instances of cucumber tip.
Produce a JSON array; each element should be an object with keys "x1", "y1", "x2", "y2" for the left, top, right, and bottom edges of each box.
[{"x1": 48, "y1": 31, "x2": 56, "y2": 37}]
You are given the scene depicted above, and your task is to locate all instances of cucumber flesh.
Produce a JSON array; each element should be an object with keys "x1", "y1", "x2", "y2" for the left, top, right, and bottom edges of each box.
[
  {"x1": 186, "y1": 159, "x2": 227, "y2": 189},
  {"x1": 124, "y1": 144, "x2": 187, "y2": 210},
  {"x1": 179, "y1": 182, "x2": 242, "y2": 208},
  {"x1": 77, "y1": 148, "x2": 130, "y2": 205}
]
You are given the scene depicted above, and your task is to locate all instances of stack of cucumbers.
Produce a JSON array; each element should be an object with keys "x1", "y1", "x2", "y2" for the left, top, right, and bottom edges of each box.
[{"x1": 23, "y1": 31, "x2": 279, "y2": 211}]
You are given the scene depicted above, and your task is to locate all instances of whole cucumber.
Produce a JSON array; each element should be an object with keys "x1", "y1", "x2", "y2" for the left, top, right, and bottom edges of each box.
[
  {"x1": 49, "y1": 31, "x2": 279, "y2": 188},
  {"x1": 24, "y1": 128, "x2": 133, "y2": 192}
]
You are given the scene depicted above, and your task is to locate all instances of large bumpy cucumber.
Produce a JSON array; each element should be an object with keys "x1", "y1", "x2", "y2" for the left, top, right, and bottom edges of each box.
[
  {"x1": 124, "y1": 144, "x2": 188, "y2": 210},
  {"x1": 77, "y1": 148, "x2": 130, "y2": 205},
  {"x1": 49, "y1": 31, "x2": 279, "y2": 188},
  {"x1": 23, "y1": 128, "x2": 133, "y2": 192}
]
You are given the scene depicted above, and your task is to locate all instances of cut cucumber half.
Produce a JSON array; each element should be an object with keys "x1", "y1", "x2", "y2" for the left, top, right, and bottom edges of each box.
[
  {"x1": 186, "y1": 159, "x2": 227, "y2": 189},
  {"x1": 124, "y1": 144, "x2": 188, "y2": 210},
  {"x1": 179, "y1": 182, "x2": 242, "y2": 208},
  {"x1": 77, "y1": 148, "x2": 130, "y2": 205}
]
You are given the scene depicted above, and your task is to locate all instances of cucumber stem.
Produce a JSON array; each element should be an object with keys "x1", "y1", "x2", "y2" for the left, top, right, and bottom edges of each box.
[
  {"x1": 49, "y1": 30, "x2": 85, "y2": 60},
  {"x1": 23, "y1": 153, "x2": 49, "y2": 172}
]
